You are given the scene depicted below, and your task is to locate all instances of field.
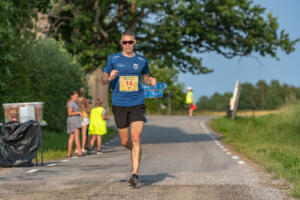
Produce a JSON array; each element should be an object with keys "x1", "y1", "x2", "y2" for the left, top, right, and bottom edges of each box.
[
  {"x1": 210, "y1": 102, "x2": 300, "y2": 197},
  {"x1": 149, "y1": 109, "x2": 281, "y2": 117}
]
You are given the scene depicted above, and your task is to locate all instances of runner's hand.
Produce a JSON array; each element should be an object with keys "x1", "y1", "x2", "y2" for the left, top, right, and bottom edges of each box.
[
  {"x1": 109, "y1": 70, "x2": 119, "y2": 81},
  {"x1": 150, "y1": 77, "x2": 156, "y2": 86}
]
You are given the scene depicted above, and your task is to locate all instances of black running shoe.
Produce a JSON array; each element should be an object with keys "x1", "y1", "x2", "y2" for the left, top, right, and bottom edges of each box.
[{"x1": 128, "y1": 174, "x2": 139, "y2": 187}]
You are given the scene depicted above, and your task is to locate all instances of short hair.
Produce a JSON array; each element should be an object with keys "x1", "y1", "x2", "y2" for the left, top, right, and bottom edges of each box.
[
  {"x1": 95, "y1": 98, "x2": 103, "y2": 107},
  {"x1": 79, "y1": 87, "x2": 85, "y2": 97},
  {"x1": 122, "y1": 30, "x2": 135, "y2": 38}
]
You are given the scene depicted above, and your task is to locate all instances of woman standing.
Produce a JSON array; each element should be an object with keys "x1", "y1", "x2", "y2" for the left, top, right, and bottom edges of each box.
[
  {"x1": 67, "y1": 91, "x2": 83, "y2": 157},
  {"x1": 78, "y1": 88, "x2": 90, "y2": 153}
]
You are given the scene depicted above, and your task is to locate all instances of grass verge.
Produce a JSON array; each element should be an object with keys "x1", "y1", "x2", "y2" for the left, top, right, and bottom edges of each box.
[
  {"x1": 210, "y1": 102, "x2": 300, "y2": 197},
  {"x1": 36, "y1": 127, "x2": 116, "y2": 161}
]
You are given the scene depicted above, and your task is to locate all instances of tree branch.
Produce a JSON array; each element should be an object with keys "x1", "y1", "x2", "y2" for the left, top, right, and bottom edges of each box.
[{"x1": 93, "y1": 0, "x2": 108, "y2": 39}]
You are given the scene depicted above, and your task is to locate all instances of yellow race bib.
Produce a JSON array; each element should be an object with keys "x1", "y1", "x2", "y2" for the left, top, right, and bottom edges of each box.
[{"x1": 119, "y1": 76, "x2": 139, "y2": 92}]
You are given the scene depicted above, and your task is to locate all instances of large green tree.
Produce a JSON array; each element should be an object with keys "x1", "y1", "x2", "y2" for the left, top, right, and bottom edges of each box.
[
  {"x1": 47, "y1": 0, "x2": 298, "y2": 109},
  {"x1": 0, "y1": 0, "x2": 47, "y2": 90},
  {"x1": 49, "y1": 0, "x2": 298, "y2": 73}
]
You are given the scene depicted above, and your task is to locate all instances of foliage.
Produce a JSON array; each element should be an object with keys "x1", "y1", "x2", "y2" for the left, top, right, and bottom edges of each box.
[
  {"x1": 0, "y1": 0, "x2": 47, "y2": 90},
  {"x1": 210, "y1": 102, "x2": 300, "y2": 197},
  {"x1": 197, "y1": 80, "x2": 300, "y2": 111},
  {"x1": 38, "y1": 128, "x2": 116, "y2": 161},
  {"x1": 0, "y1": 39, "x2": 86, "y2": 132},
  {"x1": 144, "y1": 66, "x2": 185, "y2": 114},
  {"x1": 48, "y1": 0, "x2": 298, "y2": 74}
]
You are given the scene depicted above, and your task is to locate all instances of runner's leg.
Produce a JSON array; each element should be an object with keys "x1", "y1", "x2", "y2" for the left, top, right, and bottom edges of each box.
[
  {"x1": 130, "y1": 121, "x2": 144, "y2": 175},
  {"x1": 118, "y1": 128, "x2": 133, "y2": 150}
]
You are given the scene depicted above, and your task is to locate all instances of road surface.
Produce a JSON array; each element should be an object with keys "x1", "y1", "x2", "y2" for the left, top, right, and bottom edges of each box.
[{"x1": 0, "y1": 116, "x2": 291, "y2": 200}]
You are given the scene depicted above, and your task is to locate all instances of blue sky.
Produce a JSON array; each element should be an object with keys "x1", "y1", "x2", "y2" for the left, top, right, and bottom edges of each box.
[{"x1": 178, "y1": 0, "x2": 300, "y2": 101}]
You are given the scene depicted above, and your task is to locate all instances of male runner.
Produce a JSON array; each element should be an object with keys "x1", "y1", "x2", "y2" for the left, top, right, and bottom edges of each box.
[{"x1": 101, "y1": 30, "x2": 156, "y2": 187}]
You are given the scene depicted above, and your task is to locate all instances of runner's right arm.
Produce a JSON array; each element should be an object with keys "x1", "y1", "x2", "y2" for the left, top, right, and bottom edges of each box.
[{"x1": 101, "y1": 70, "x2": 119, "y2": 85}]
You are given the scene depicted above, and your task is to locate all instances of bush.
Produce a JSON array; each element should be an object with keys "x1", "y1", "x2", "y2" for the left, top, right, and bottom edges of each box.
[{"x1": 0, "y1": 39, "x2": 86, "y2": 132}]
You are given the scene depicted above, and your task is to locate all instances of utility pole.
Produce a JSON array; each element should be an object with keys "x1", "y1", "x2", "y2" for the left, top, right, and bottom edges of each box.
[{"x1": 167, "y1": 90, "x2": 171, "y2": 115}]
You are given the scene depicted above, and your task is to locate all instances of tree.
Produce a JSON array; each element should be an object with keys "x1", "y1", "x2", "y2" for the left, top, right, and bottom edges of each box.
[
  {"x1": 47, "y1": 0, "x2": 298, "y2": 106},
  {"x1": 197, "y1": 96, "x2": 210, "y2": 110},
  {"x1": 0, "y1": 0, "x2": 47, "y2": 90},
  {"x1": 0, "y1": 39, "x2": 86, "y2": 132},
  {"x1": 144, "y1": 66, "x2": 185, "y2": 113}
]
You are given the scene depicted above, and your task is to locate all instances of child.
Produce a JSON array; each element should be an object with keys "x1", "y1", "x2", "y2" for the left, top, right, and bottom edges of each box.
[{"x1": 89, "y1": 99, "x2": 109, "y2": 154}]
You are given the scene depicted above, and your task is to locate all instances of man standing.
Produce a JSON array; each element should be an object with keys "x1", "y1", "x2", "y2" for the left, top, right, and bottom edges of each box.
[
  {"x1": 185, "y1": 86, "x2": 196, "y2": 116},
  {"x1": 101, "y1": 31, "x2": 156, "y2": 187}
]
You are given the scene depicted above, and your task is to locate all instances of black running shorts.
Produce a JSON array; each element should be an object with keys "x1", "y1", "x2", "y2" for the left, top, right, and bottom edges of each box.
[{"x1": 112, "y1": 104, "x2": 146, "y2": 129}]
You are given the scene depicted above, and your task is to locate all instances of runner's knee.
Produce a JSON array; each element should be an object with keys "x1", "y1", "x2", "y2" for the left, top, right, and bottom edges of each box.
[
  {"x1": 132, "y1": 135, "x2": 141, "y2": 144},
  {"x1": 120, "y1": 138, "x2": 131, "y2": 147}
]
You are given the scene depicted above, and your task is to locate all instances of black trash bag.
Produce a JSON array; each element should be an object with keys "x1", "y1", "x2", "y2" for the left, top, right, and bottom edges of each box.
[{"x1": 0, "y1": 120, "x2": 41, "y2": 167}]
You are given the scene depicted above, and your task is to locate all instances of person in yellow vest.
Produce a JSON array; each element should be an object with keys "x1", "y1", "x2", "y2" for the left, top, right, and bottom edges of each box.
[
  {"x1": 88, "y1": 99, "x2": 109, "y2": 154},
  {"x1": 185, "y1": 86, "x2": 196, "y2": 116}
]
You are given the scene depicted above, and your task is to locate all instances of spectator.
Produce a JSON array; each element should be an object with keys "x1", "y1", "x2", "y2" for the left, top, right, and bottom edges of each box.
[
  {"x1": 78, "y1": 88, "x2": 90, "y2": 153},
  {"x1": 88, "y1": 99, "x2": 109, "y2": 154},
  {"x1": 185, "y1": 86, "x2": 196, "y2": 116},
  {"x1": 66, "y1": 91, "x2": 83, "y2": 157}
]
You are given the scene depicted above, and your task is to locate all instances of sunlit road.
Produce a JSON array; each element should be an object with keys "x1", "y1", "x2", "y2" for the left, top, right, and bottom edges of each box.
[{"x1": 0, "y1": 116, "x2": 289, "y2": 200}]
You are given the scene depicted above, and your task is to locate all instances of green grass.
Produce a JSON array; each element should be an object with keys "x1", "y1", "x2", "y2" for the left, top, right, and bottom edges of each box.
[
  {"x1": 210, "y1": 102, "x2": 300, "y2": 198},
  {"x1": 36, "y1": 128, "x2": 116, "y2": 161}
]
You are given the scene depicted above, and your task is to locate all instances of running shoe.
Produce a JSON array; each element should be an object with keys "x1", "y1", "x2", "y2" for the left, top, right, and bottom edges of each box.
[
  {"x1": 128, "y1": 174, "x2": 139, "y2": 187},
  {"x1": 96, "y1": 151, "x2": 103, "y2": 155},
  {"x1": 82, "y1": 148, "x2": 87, "y2": 154}
]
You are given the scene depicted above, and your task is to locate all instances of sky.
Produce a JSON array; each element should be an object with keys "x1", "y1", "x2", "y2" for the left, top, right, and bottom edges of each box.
[{"x1": 178, "y1": 0, "x2": 300, "y2": 101}]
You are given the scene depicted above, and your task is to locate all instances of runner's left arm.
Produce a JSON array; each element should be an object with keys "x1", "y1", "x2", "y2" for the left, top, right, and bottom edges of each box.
[{"x1": 143, "y1": 74, "x2": 156, "y2": 86}]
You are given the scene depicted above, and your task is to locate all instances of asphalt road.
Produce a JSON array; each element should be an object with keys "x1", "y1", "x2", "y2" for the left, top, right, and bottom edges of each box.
[{"x1": 0, "y1": 116, "x2": 291, "y2": 200}]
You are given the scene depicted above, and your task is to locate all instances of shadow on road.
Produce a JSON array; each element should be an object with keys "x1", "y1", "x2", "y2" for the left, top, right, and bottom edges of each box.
[
  {"x1": 108, "y1": 125, "x2": 217, "y2": 146},
  {"x1": 118, "y1": 173, "x2": 177, "y2": 188},
  {"x1": 139, "y1": 173, "x2": 177, "y2": 187}
]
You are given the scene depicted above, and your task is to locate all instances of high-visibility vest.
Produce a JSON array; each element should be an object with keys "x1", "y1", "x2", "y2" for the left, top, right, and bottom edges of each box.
[
  {"x1": 185, "y1": 91, "x2": 193, "y2": 104},
  {"x1": 89, "y1": 106, "x2": 107, "y2": 135}
]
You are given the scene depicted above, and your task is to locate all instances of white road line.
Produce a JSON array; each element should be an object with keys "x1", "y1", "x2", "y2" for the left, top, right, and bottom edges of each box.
[
  {"x1": 61, "y1": 159, "x2": 69, "y2": 162},
  {"x1": 220, "y1": 145, "x2": 224, "y2": 148},
  {"x1": 226, "y1": 152, "x2": 232, "y2": 155},
  {"x1": 71, "y1": 156, "x2": 78, "y2": 160},
  {"x1": 26, "y1": 169, "x2": 39, "y2": 174},
  {"x1": 216, "y1": 143, "x2": 221, "y2": 146},
  {"x1": 238, "y1": 161, "x2": 245, "y2": 164},
  {"x1": 46, "y1": 163, "x2": 57, "y2": 167},
  {"x1": 222, "y1": 149, "x2": 228, "y2": 152},
  {"x1": 232, "y1": 156, "x2": 239, "y2": 160}
]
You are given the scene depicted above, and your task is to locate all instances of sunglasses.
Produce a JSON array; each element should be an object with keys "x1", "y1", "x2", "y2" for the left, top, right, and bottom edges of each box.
[{"x1": 122, "y1": 40, "x2": 134, "y2": 45}]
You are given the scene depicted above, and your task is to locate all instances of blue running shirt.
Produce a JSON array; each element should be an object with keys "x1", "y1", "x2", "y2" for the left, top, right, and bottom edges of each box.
[{"x1": 103, "y1": 52, "x2": 149, "y2": 107}]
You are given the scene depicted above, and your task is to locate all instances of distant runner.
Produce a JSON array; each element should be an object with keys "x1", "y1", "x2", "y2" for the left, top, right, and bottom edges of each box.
[
  {"x1": 101, "y1": 30, "x2": 156, "y2": 187},
  {"x1": 186, "y1": 86, "x2": 196, "y2": 116}
]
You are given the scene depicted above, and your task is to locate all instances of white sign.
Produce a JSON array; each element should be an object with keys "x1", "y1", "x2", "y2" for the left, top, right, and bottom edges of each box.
[
  {"x1": 20, "y1": 105, "x2": 35, "y2": 123},
  {"x1": 231, "y1": 80, "x2": 241, "y2": 120}
]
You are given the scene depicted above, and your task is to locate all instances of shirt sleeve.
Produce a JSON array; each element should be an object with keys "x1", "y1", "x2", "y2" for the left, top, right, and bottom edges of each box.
[
  {"x1": 103, "y1": 55, "x2": 113, "y2": 74},
  {"x1": 67, "y1": 101, "x2": 73, "y2": 108},
  {"x1": 141, "y1": 60, "x2": 149, "y2": 75}
]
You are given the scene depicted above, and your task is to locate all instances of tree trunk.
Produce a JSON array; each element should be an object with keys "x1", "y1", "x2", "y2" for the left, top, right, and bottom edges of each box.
[{"x1": 86, "y1": 68, "x2": 110, "y2": 113}]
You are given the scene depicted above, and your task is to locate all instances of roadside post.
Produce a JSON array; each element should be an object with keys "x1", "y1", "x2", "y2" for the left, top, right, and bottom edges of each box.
[
  {"x1": 230, "y1": 80, "x2": 241, "y2": 120},
  {"x1": 142, "y1": 83, "x2": 168, "y2": 114}
]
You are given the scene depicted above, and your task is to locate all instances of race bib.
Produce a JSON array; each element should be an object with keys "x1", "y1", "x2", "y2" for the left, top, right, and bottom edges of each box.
[{"x1": 119, "y1": 76, "x2": 139, "y2": 92}]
